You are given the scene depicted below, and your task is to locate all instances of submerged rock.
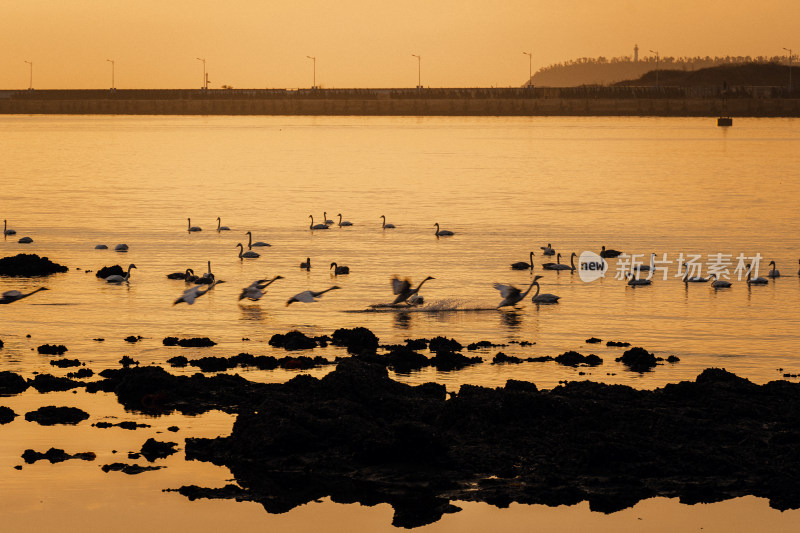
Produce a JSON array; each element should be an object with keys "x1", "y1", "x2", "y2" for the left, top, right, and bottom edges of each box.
[
  {"x1": 616, "y1": 347, "x2": 658, "y2": 372},
  {"x1": 101, "y1": 463, "x2": 163, "y2": 475},
  {"x1": 28, "y1": 374, "x2": 83, "y2": 393},
  {"x1": 554, "y1": 351, "x2": 603, "y2": 367},
  {"x1": 428, "y1": 336, "x2": 463, "y2": 353},
  {"x1": 37, "y1": 344, "x2": 68, "y2": 355},
  {"x1": 0, "y1": 371, "x2": 29, "y2": 395},
  {"x1": 0, "y1": 406, "x2": 17, "y2": 424},
  {"x1": 331, "y1": 327, "x2": 379, "y2": 354},
  {"x1": 0, "y1": 253, "x2": 67, "y2": 277},
  {"x1": 269, "y1": 331, "x2": 317, "y2": 351},
  {"x1": 50, "y1": 358, "x2": 81, "y2": 368},
  {"x1": 24, "y1": 406, "x2": 90, "y2": 426},
  {"x1": 140, "y1": 438, "x2": 178, "y2": 462},
  {"x1": 22, "y1": 448, "x2": 96, "y2": 464},
  {"x1": 95, "y1": 265, "x2": 123, "y2": 279}
]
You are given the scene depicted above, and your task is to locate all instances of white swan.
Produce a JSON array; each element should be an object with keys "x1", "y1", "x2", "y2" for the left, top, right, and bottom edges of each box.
[
  {"x1": 626, "y1": 272, "x2": 651, "y2": 286},
  {"x1": 380, "y1": 215, "x2": 395, "y2": 229},
  {"x1": 495, "y1": 278, "x2": 538, "y2": 308},
  {"x1": 187, "y1": 218, "x2": 202, "y2": 232},
  {"x1": 105, "y1": 264, "x2": 136, "y2": 283},
  {"x1": 330, "y1": 262, "x2": 350, "y2": 275},
  {"x1": 540, "y1": 243, "x2": 555, "y2": 256},
  {"x1": 337, "y1": 214, "x2": 353, "y2": 227},
  {"x1": 531, "y1": 277, "x2": 560, "y2": 303},
  {"x1": 237, "y1": 243, "x2": 260, "y2": 259},
  {"x1": 309, "y1": 215, "x2": 329, "y2": 230},
  {"x1": 3, "y1": 220, "x2": 16, "y2": 235},
  {"x1": 174, "y1": 280, "x2": 225, "y2": 305},
  {"x1": 246, "y1": 231, "x2": 270, "y2": 248},
  {"x1": 0, "y1": 287, "x2": 48, "y2": 304},
  {"x1": 542, "y1": 253, "x2": 575, "y2": 271},
  {"x1": 767, "y1": 260, "x2": 781, "y2": 278},
  {"x1": 746, "y1": 264, "x2": 768, "y2": 285},
  {"x1": 511, "y1": 251, "x2": 535, "y2": 270},
  {"x1": 217, "y1": 217, "x2": 231, "y2": 231},
  {"x1": 286, "y1": 285, "x2": 340, "y2": 306},
  {"x1": 239, "y1": 275, "x2": 283, "y2": 301},
  {"x1": 323, "y1": 212, "x2": 334, "y2": 225},
  {"x1": 392, "y1": 276, "x2": 434, "y2": 305},
  {"x1": 708, "y1": 274, "x2": 732, "y2": 289},
  {"x1": 434, "y1": 223, "x2": 454, "y2": 236}
]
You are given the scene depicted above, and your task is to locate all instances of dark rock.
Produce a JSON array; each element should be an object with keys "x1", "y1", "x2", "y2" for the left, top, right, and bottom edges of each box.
[
  {"x1": 28, "y1": 374, "x2": 83, "y2": 393},
  {"x1": 585, "y1": 337, "x2": 602, "y2": 344},
  {"x1": 67, "y1": 368, "x2": 94, "y2": 379},
  {"x1": 167, "y1": 356, "x2": 189, "y2": 367},
  {"x1": 404, "y1": 338, "x2": 428, "y2": 350},
  {"x1": 140, "y1": 438, "x2": 178, "y2": 461},
  {"x1": 492, "y1": 352, "x2": 523, "y2": 364},
  {"x1": 331, "y1": 327, "x2": 379, "y2": 354},
  {"x1": 119, "y1": 356, "x2": 139, "y2": 368},
  {"x1": 177, "y1": 337, "x2": 217, "y2": 348},
  {"x1": 91, "y1": 421, "x2": 149, "y2": 430},
  {"x1": 0, "y1": 253, "x2": 68, "y2": 276},
  {"x1": 467, "y1": 340, "x2": 506, "y2": 350},
  {"x1": 429, "y1": 350, "x2": 481, "y2": 371},
  {"x1": 95, "y1": 265, "x2": 123, "y2": 279},
  {"x1": 667, "y1": 355, "x2": 681, "y2": 363},
  {"x1": 167, "y1": 426, "x2": 179, "y2": 432},
  {"x1": 124, "y1": 336, "x2": 143, "y2": 343},
  {"x1": 554, "y1": 351, "x2": 603, "y2": 367},
  {"x1": 93, "y1": 338, "x2": 105, "y2": 342},
  {"x1": 0, "y1": 371, "x2": 29, "y2": 395},
  {"x1": 428, "y1": 336, "x2": 463, "y2": 353},
  {"x1": 384, "y1": 346, "x2": 430, "y2": 373},
  {"x1": 24, "y1": 406, "x2": 90, "y2": 425},
  {"x1": 607, "y1": 340, "x2": 631, "y2": 347},
  {"x1": 22, "y1": 448, "x2": 95, "y2": 464},
  {"x1": 616, "y1": 347, "x2": 657, "y2": 372},
  {"x1": 162, "y1": 337, "x2": 179, "y2": 346},
  {"x1": 101, "y1": 463, "x2": 163, "y2": 475},
  {"x1": 269, "y1": 331, "x2": 317, "y2": 351},
  {"x1": 37, "y1": 344, "x2": 68, "y2": 355},
  {"x1": 0, "y1": 338, "x2": 3, "y2": 348},
  {"x1": 50, "y1": 358, "x2": 81, "y2": 368},
  {"x1": 0, "y1": 406, "x2": 17, "y2": 424}
]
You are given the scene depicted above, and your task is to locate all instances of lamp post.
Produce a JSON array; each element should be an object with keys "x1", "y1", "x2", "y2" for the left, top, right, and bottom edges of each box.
[
  {"x1": 412, "y1": 54, "x2": 421, "y2": 89},
  {"x1": 784, "y1": 47, "x2": 793, "y2": 92},
  {"x1": 24, "y1": 60, "x2": 32, "y2": 90},
  {"x1": 522, "y1": 51, "x2": 532, "y2": 88},
  {"x1": 649, "y1": 49, "x2": 659, "y2": 89},
  {"x1": 196, "y1": 57, "x2": 206, "y2": 89},
  {"x1": 306, "y1": 56, "x2": 316, "y2": 89},
  {"x1": 106, "y1": 59, "x2": 115, "y2": 89}
]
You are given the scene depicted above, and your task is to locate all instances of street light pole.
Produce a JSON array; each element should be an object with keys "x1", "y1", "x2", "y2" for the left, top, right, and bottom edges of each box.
[
  {"x1": 412, "y1": 54, "x2": 421, "y2": 88},
  {"x1": 106, "y1": 59, "x2": 115, "y2": 89},
  {"x1": 24, "y1": 60, "x2": 32, "y2": 90},
  {"x1": 306, "y1": 56, "x2": 316, "y2": 88},
  {"x1": 522, "y1": 51, "x2": 532, "y2": 87},
  {"x1": 784, "y1": 47, "x2": 793, "y2": 91},
  {"x1": 649, "y1": 49, "x2": 659, "y2": 88},
  {"x1": 196, "y1": 57, "x2": 206, "y2": 89}
]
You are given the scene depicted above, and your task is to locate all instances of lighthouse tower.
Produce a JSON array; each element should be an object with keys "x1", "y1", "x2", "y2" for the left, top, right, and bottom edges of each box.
[{"x1": 634, "y1": 44, "x2": 639, "y2": 62}]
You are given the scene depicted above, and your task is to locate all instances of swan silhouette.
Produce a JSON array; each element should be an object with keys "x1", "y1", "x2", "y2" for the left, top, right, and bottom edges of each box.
[
  {"x1": 330, "y1": 262, "x2": 350, "y2": 275},
  {"x1": 309, "y1": 215, "x2": 329, "y2": 230},
  {"x1": 434, "y1": 223, "x2": 454, "y2": 237},
  {"x1": 105, "y1": 264, "x2": 136, "y2": 283},
  {"x1": 216, "y1": 217, "x2": 230, "y2": 231},
  {"x1": 187, "y1": 218, "x2": 202, "y2": 232},
  {"x1": 511, "y1": 252, "x2": 535, "y2": 270},
  {"x1": 495, "y1": 278, "x2": 537, "y2": 307},
  {"x1": 0, "y1": 287, "x2": 48, "y2": 304},
  {"x1": 237, "y1": 243, "x2": 260, "y2": 259},
  {"x1": 380, "y1": 215, "x2": 395, "y2": 229},
  {"x1": 286, "y1": 286, "x2": 340, "y2": 306},
  {"x1": 392, "y1": 276, "x2": 434, "y2": 305}
]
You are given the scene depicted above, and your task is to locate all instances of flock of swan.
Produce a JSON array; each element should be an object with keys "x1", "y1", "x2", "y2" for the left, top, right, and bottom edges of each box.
[{"x1": 2, "y1": 215, "x2": 799, "y2": 309}]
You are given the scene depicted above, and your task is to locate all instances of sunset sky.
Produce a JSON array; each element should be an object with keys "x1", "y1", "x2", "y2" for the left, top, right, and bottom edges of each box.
[{"x1": 1, "y1": 1, "x2": 796, "y2": 89}]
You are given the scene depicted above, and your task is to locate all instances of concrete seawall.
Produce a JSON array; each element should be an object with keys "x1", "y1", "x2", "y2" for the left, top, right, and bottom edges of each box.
[{"x1": 1, "y1": 95, "x2": 798, "y2": 117}]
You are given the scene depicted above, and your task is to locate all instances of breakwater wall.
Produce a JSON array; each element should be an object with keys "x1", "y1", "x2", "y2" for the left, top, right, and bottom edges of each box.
[{"x1": 1, "y1": 88, "x2": 798, "y2": 117}]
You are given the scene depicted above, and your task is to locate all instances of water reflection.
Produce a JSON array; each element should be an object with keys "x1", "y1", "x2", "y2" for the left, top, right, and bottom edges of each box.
[
  {"x1": 393, "y1": 311, "x2": 412, "y2": 329},
  {"x1": 500, "y1": 309, "x2": 522, "y2": 329},
  {"x1": 239, "y1": 304, "x2": 268, "y2": 322}
]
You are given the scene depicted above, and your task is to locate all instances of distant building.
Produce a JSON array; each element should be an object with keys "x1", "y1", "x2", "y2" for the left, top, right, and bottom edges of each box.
[{"x1": 634, "y1": 44, "x2": 639, "y2": 63}]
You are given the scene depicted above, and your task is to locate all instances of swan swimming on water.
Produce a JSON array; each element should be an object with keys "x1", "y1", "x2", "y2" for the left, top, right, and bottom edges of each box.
[
  {"x1": 391, "y1": 276, "x2": 434, "y2": 305},
  {"x1": 682, "y1": 264, "x2": 709, "y2": 283},
  {"x1": 105, "y1": 264, "x2": 136, "y2": 283},
  {"x1": 0, "y1": 287, "x2": 48, "y2": 304},
  {"x1": 746, "y1": 264, "x2": 768, "y2": 285},
  {"x1": 246, "y1": 231, "x2": 270, "y2": 248},
  {"x1": 767, "y1": 260, "x2": 780, "y2": 278},
  {"x1": 511, "y1": 252, "x2": 535, "y2": 270},
  {"x1": 309, "y1": 215, "x2": 329, "y2": 230},
  {"x1": 434, "y1": 223, "x2": 454, "y2": 237},
  {"x1": 708, "y1": 274, "x2": 732, "y2": 289},
  {"x1": 542, "y1": 253, "x2": 575, "y2": 271},
  {"x1": 216, "y1": 217, "x2": 230, "y2": 231},
  {"x1": 18, "y1": 236, "x2": 33, "y2": 244},
  {"x1": 380, "y1": 215, "x2": 395, "y2": 229},
  {"x1": 531, "y1": 276, "x2": 560, "y2": 303},
  {"x1": 626, "y1": 272, "x2": 651, "y2": 286},
  {"x1": 495, "y1": 278, "x2": 538, "y2": 308},
  {"x1": 196, "y1": 261, "x2": 214, "y2": 284},
  {"x1": 237, "y1": 243, "x2": 260, "y2": 259},
  {"x1": 330, "y1": 262, "x2": 350, "y2": 275},
  {"x1": 114, "y1": 244, "x2": 128, "y2": 252},
  {"x1": 337, "y1": 214, "x2": 353, "y2": 227},
  {"x1": 635, "y1": 253, "x2": 656, "y2": 272},
  {"x1": 167, "y1": 268, "x2": 194, "y2": 280},
  {"x1": 300, "y1": 257, "x2": 311, "y2": 270},
  {"x1": 187, "y1": 218, "x2": 202, "y2": 232},
  {"x1": 323, "y1": 212, "x2": 334, "y2": 225},
  {"x1": 540, "y1": 243, "x2": 555, "y2": 256},
  {"x1": 3, "y1": 220, "x2": 15, "y2": 236},
  {"x1": 600, "y1": 246, "x2": 622, "y2": 258},
  {"x1": 286, "y1": 286, "x2": 340, "y2": 306}
]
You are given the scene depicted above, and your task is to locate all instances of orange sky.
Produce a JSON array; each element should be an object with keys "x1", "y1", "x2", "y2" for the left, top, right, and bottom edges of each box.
[{"x1": 1, "y1": 1, "x2": 797, "y2": 89}]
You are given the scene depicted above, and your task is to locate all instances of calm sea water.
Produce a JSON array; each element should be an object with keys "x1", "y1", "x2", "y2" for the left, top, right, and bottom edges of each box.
[{"x1": 1, "y1": 115, "x2": 799, "y2": 531}]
